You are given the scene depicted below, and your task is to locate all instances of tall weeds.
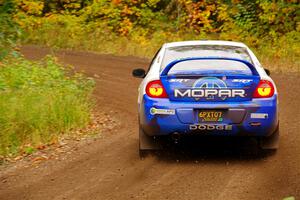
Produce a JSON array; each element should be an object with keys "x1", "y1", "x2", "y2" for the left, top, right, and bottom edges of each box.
[{"x1": 0, "y1": 56, "x2": 95, "y2": 156}]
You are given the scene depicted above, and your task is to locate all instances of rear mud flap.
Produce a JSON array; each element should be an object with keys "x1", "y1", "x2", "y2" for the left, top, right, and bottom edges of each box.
[
  {"x1": 259, "y1": 127, "x2": 279, "y2": 150},
  {"x1": 139, "y1": 127, "x2": 162, "y2": 150}
]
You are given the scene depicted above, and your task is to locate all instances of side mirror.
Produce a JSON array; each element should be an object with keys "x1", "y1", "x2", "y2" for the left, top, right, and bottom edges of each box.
[
  {"x1": 132, "y1": 68, "x2": 146, "y2": 78},
  {"x1": 264, "y1": 68, "x2": 271, "y2": 76}
]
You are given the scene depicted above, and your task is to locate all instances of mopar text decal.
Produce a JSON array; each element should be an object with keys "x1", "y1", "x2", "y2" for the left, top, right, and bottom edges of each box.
[
  {"x1": 174, "y1": 77, "x2": 245, "y2": 100},
  {"x1": 174, "y1": 89, "x2": 245, "y2": 98}
]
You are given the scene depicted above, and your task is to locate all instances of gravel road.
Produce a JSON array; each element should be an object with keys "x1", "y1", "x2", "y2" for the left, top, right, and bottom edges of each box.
[{"x1": 0, "y1": 46, "x2": 299, "y2": 200}]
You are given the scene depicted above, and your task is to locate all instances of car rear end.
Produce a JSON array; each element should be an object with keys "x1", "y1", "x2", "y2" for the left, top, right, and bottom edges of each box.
[{"x1": 140, "y1": 56, "x2": 278, "y2": 138}]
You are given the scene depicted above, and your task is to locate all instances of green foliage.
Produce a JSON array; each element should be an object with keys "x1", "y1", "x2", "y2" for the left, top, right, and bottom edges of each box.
[
  {"x1": 12, "y1": 0, "x2": 300, "y2": 37},
  {"x1": 0, "y1": 56, "x2": 95, "y2": 156},
  {"x1": 10, "y1": 0, "x2": 299, "y2": 72},
  {"x1": 0, "y1": 0, "x2": 21, "y2": 60}
]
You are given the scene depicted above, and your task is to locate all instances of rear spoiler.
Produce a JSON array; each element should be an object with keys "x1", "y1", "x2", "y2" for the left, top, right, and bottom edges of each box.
[{"x1": 160, "y1": 57, "x2": 259, "y2": 76}]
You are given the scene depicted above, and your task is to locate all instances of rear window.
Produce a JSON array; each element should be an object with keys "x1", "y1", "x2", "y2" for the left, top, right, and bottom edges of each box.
[
  {"x1": 162, "y1": 45, "x2": 252, "y2": 69},
  {"x1": 168, "y1": 59, "x2": 253, "y2": 76}
]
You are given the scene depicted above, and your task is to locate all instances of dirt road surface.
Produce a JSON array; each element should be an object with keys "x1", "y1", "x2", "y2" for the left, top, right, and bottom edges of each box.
[{"x1": 0, "y1": 46, "x2": 299, "y2": 200}]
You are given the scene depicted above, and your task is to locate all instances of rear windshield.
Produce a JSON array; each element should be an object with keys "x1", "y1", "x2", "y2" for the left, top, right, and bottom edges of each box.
[
  {"x1": 168, "y1": 59, "x2": 253, "y2": 76},
  {"x1": 162, "y1": 45, "x2": 252, "y2": 70}
]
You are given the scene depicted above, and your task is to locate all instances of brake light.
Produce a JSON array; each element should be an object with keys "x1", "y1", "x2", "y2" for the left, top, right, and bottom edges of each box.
[
  {"x1": 146, "y1": 80, "x2": 168, "y2": 98},
  {"x1": 253, "y1": 80, "x2": 275, "y2": 98}
]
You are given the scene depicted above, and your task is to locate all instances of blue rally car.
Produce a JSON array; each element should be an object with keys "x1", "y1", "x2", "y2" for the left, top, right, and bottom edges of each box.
[{"x1": 132, "y1": 40, "x2": 279, "y2": 155}]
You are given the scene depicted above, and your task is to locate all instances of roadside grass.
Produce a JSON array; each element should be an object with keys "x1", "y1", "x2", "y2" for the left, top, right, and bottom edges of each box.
[
  {"x1": 0, "y1": 55, "x2": 95, "y2": 157},
  {"x1": 20, "y1": 19, "x2": 300, "y2": 73}
]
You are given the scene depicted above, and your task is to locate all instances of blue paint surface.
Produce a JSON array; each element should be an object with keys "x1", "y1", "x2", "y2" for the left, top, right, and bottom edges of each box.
[{"x1": 139, "y1": 57, "x2": 278, "y2": 137}]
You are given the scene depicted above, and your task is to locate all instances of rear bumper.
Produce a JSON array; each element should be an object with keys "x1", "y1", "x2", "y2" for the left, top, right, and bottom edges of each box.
[{"x1": 139, "y1": 94, "x2": 279, "y2": 137}]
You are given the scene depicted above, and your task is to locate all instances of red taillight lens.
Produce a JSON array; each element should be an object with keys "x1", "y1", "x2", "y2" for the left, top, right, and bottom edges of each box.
[
  {"x1": 253, "y1": 80, "x2": 275, "y2": 98},
  {"x1": 146, "y1": 80, "x2": 168, "y2": 98}
]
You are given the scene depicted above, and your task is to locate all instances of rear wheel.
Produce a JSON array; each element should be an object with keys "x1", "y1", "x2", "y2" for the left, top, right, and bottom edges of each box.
[
  {"x1": 139, "y1": 127, "x2": 161, "y2": 158},
  {"x1": 258, "y1": 128, "x2": 279, "y2": 152}
]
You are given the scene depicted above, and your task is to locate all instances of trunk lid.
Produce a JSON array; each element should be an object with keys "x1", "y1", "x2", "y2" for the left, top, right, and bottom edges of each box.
[
  {"x1": 161, "y1": 75, "x2": 260, "y2": 102},
  {"x1": 160, "y1": 57, "x2": 260, "y2": 102}
]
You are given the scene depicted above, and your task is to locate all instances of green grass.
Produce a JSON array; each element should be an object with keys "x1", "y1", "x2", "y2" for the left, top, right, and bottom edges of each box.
[
  {"x1": 17, "y1": 15, "x2": 300, "y2": 72},
  {"x1": 0, "y1": 55, "x2": 94, "y2": 156},
  {"x1": 21, "y1": 21, "x2": 300, "y2": 73}
]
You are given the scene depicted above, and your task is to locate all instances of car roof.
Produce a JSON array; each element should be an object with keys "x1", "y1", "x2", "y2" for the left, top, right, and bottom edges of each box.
[{"x1": 164, "y1": 40, "x2": 248, "y2": 48}]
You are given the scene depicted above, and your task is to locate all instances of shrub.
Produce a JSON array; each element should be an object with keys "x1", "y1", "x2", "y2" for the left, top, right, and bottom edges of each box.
[
  {"x1": 0, "y1": 0, "x2": 21, "y2": 60},
  {"x1": 0, "y1": 55, "x2": 95, "y2": 156},
  {"x1": 12, "y1": 0, "x2": 299, "y2": 72}
]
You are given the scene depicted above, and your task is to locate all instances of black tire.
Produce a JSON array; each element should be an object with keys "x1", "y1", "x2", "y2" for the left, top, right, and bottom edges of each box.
[
  {"x1": 139, "y1": 149, "x2": 149, "y2": 159},
  {"x1": 259, "y1": 128, "x2": 279, "y2": 152}
]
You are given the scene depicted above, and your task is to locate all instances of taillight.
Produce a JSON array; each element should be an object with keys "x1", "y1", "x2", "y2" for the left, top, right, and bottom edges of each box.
[
  {"x1": 146, "y1": 80, "x2": 168, "y2": 98},
  {"x1": 253, "y1": 80, "x2": 275, "y2": 98}
]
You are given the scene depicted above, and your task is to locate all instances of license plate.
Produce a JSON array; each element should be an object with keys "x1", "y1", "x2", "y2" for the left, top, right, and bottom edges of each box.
[{"x1": 198, "y1": 110, "x2": 224, "y2": 122}]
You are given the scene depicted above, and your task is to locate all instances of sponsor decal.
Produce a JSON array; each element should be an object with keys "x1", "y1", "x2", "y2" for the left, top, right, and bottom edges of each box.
[
  {"x1": 150, "y1": 107, "x2": 175, "y2": 115},
  {"x1": 169, "y1": 79, "x2": 189, "y2": 83},
  {"x1": 189, "y1": 124, "x2": 233, "y2": 131},
  {"x1": 250, "y1": 113, "x2": 268, "y2": 119},
  {"x1": 174, "y1": 77, "x2": 245, "y2": 100},
  {"x1": 232, "y1": 79, "x2": 253, "y2": 83}
]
